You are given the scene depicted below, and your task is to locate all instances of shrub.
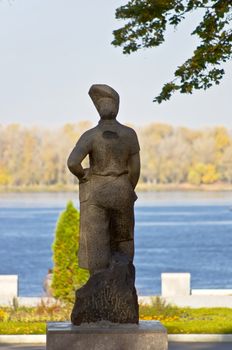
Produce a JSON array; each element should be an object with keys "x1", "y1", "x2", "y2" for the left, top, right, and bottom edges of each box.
[
  {"x1": 52, "y1": 201, "x2": 89, "y2": 302},
  {"x1": 0, "y1": 309, "x2": 9, "y2": 322}
]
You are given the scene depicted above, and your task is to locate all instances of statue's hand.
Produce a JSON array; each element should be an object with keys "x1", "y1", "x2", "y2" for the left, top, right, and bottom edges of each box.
[{"x1": 79, "y1": 168, "x2": 91, "y2": 184}]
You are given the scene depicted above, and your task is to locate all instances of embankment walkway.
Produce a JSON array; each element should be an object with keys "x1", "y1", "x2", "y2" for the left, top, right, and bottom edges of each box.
[{"x1": 1, "y1": 343, "x2": 232, "y2": 350}]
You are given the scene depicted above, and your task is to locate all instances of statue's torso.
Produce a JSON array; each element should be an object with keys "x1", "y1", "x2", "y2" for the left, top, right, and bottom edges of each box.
[{"x1": 88, "y1": 120, "x2": 139, "y2": 177}]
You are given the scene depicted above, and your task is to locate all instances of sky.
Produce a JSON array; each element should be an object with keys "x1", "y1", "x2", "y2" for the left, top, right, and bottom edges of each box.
[{"x1": 0, "y1": 0, "x2": 231, "y2": 129}]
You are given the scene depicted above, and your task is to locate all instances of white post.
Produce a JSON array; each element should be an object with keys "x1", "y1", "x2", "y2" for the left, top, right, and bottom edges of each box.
[
  {"x1": 161, "y1": 273, "x2": 191, "y2": 297},
  {"x1": 0, "y1": 275, "x2": 18, "y2": 304}
]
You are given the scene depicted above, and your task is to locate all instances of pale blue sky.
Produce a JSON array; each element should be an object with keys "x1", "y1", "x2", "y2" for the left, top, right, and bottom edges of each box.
[{"x1": 0, "y1": 0, "x2": 231, "y2": 128}]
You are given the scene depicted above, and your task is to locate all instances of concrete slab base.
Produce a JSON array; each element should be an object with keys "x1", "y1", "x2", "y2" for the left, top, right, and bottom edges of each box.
[{"x1": 46, "y1": 321, "x2": 168, "y2": 350}]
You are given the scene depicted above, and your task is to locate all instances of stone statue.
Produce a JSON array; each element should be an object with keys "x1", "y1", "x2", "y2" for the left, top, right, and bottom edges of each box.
[{"x1": 67, "y1": 84, "x2": 140, "y2": 325}]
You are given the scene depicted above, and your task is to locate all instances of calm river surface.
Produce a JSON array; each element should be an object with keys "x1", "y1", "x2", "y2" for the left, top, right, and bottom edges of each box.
[{"x1": 0, "y1": 191, "x2": 232, "y2": 296}]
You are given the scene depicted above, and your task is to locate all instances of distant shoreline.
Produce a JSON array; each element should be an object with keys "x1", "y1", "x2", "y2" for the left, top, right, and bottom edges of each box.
[{"x1": 1, "y1": 183, "x2": 232, "y2": 193}]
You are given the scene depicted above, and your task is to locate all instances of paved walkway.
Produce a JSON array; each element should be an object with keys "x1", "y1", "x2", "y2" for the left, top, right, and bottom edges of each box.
[
  {"x1": 0, "y1": 346, "x2": 44, "y2": 350},
  {"x1": 0, "y1": 344, "x2": 232, "y2": 350},
  {"x1": 170, "y1": 343, "x2": 232, "y2": 350}
]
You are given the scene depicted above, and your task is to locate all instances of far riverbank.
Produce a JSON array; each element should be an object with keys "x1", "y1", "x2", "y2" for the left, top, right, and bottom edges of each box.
[{"x1": 1, "y1": 183, "x2": 232, "y2": 193}]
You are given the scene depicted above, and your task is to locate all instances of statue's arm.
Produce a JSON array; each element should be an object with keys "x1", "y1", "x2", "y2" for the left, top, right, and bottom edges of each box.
[
  {"x1": 67, "y1": 147, "x2": 85, "y2": 180},
  {"x1": 67, "y1": 133, "x2": 91, "y2": 181},
  {"x1": 128, "y1": 152, "x2": 140, "y2": 189}
]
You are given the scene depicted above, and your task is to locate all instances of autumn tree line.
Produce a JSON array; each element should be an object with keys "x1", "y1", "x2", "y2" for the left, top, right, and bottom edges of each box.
[{"x1": 0, "y1": 122, "x2": 232, "y2": 188}]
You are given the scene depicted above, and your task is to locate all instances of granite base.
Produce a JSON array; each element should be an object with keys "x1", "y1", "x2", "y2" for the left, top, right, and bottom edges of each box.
[{"x1": 46, "y1": 321, "x2": 168, "y2": 350}]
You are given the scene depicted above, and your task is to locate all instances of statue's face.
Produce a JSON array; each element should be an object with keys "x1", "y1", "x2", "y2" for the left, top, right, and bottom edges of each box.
[{"x1": 95, "y1": 97, "x2": 119, "y2": 120}]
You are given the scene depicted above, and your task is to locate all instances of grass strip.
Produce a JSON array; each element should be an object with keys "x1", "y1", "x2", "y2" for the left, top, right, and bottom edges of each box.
[
  {"x1": 0, "y1": 322, "x2": 46, "y2": 335},
  {"x1": 1, "y1": 300, "x2": 232, "y2": 335}
]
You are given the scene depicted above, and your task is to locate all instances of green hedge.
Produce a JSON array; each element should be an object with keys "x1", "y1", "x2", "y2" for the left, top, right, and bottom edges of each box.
[{"x1": 52, "y1": 201, "x2": 89, "y2": 302}]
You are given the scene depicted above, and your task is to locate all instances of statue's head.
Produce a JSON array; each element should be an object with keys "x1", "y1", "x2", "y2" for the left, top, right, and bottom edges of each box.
[{"x1": 89, "y1": 84, "x2": 120, "y2": 120}]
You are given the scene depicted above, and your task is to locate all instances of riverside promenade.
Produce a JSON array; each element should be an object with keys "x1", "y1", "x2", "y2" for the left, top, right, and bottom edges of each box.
[{"x1": 1, "y1": 343, "x2": 232, "y2": 349}]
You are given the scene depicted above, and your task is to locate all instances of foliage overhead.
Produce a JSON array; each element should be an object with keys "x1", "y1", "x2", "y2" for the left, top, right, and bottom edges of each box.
[
  {"x1": 52, "y1": 201, "x2": 89, "y2": 302},
  {"x1": 112, "y1": 0, "x2": 232, "y2": 102}
]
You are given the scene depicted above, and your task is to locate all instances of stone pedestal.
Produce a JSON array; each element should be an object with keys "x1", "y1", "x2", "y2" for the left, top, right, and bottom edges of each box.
[{"x1": 47, "y1": 321, "x2": 168, "y2": 350}]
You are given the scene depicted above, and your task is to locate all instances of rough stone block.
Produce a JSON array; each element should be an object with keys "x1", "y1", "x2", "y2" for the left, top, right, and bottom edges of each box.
[
  {"x1": 47, "y1": 321, "x2": 168, "y2": 350},
  {"x1": 161, "y1": 273, "x2": 191, "y2": 297},
  {"x1": 71, "y1": 253, "x2": 138, "y2": 325}
]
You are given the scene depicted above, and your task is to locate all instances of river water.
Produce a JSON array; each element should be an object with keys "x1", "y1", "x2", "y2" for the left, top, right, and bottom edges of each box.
[{"x1": 0, "y1": 191, "x2": 232, "y2": 296}]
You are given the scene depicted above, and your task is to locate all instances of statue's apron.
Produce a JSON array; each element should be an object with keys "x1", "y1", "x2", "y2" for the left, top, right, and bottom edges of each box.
[{"x1": 78, "y1": 174, "x2": 137, "y2": 270}]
